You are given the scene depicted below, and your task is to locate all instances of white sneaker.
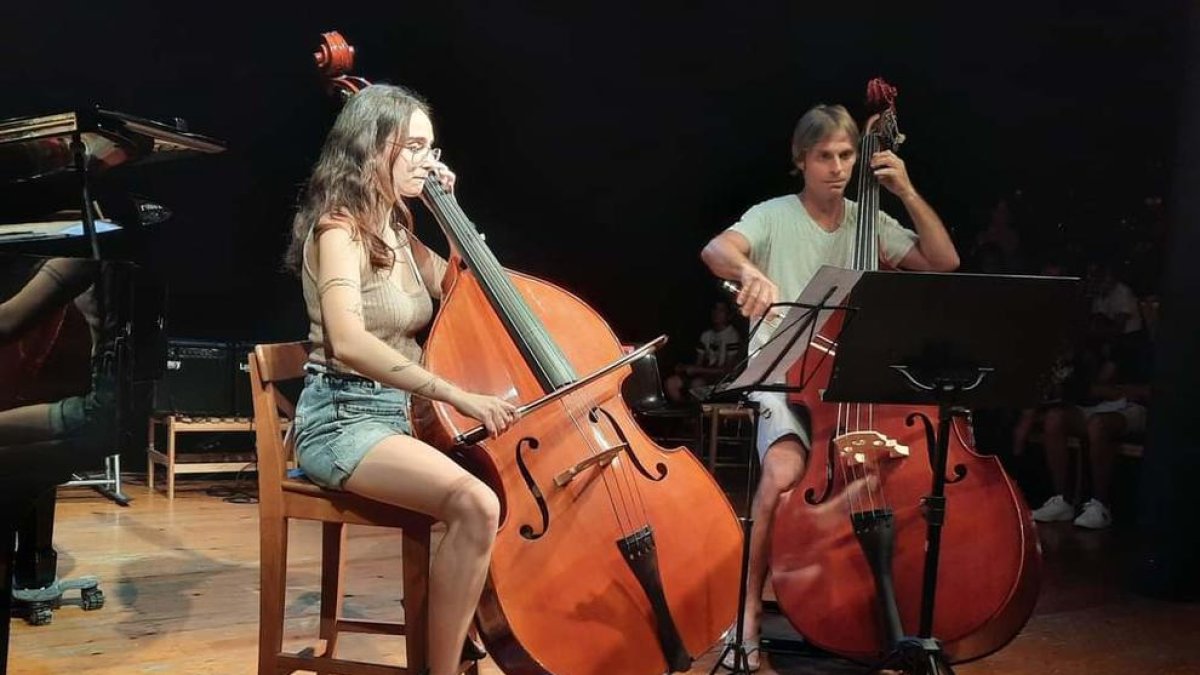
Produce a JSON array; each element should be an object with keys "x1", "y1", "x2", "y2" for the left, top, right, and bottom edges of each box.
[
  {"x1": 1032, "y1": 495, "x2": 1075, "y2": 522},
  {"x1": 1073, "y1": 499, "x2": 1112, "y2": 530}
]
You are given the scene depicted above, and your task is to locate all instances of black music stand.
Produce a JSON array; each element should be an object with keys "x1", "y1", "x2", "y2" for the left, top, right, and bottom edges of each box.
[
  {"x1": 706, "y1": 268, "x2": 861, "y2": 674},
  {"x1": 822, "y1": 270, "x2": 1081, "y2": 674}
]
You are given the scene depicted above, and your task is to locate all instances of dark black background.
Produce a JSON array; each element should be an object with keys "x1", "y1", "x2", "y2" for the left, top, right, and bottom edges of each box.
[{"x1": 0, "y1": 1, "x2": 1185, "y2": 367}]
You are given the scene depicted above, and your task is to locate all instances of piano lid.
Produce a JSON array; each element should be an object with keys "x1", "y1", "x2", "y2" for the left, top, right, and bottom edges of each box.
[
  {"x1": 0, "y1": 219, "x2": 122, "y2": 245},
  {"x1": 0, "y1": 107, "x2": 225, "y2": 183}
]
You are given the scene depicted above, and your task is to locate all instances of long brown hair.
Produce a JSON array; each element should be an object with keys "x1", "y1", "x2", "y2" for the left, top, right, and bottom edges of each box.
[{"x1": 286, "y1": 84, "x2": 430, "y2": 274}]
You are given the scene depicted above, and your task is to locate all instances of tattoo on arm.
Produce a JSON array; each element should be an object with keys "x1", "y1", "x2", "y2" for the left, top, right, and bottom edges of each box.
[
  {"x1": 414, "y1": 376, "x2": 440, "y2": 398},
  {"x1": 346, "y1": 302, "x2": 363, "y2": 320},
  {"x1": 390, "y1": 362, "x2": 415, "y2": 373},
  {"x1": 319, "y1": 277, "x2": 358, "y2": 296}
]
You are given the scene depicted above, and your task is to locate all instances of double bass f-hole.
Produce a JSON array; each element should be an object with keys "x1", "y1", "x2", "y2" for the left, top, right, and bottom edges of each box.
[
  {"x1": 515, "y1": 436, "x2": 550, "y2": 540},
  {"x1": 906, "y1": 411, "x2": 968, "y2": 484},
  {"x1": 515, "y1": 405, "x2": 670, "y2": 541}
]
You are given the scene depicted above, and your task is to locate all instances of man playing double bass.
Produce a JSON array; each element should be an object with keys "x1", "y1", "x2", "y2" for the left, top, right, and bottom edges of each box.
[{"x1": 700, "y1": 102, "x2": 960, "y2": 670}]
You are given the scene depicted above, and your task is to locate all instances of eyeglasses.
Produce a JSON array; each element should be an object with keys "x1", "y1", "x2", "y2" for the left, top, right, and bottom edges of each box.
[{"x1": 400, "y1": 144, "x2": 441, "y2": 165}]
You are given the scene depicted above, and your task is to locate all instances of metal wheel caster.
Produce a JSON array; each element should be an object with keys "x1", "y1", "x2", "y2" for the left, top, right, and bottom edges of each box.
[
  {"x1": 25, "y1": 602, "x2": 53, "y2": 626},
  {"x1": 81, "y1": 587, "x2": 105, "y2": 611}
]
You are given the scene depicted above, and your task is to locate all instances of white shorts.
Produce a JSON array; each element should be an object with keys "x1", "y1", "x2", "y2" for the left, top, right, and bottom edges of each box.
[
  {"x1": 747, "y1": 391, "x2": 812, "y2": 462},
  {"x1": 1078, "y1": 399, "x2": 1148, "y2": 435}
]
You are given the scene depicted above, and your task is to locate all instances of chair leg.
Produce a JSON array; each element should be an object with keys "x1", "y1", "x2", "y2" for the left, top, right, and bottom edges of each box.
[
  {"x1": 166, "y1": 416, "x2": 176, "y2": 500},
  {"x1": 2, "y1": 517, "x2": 17, "y2": 675},
  {"x1": 318, "y1": 522, "x2": 347, "y2": 657},
  {"x1": 146, "y1": 417, "x2": 156, "y2": 494},
  {"x1": 402, "y1": 526, "x2": 432, "y2": 674},
  {"x1": 258, "y1": 516, "x2": 288, "y2": 675}
]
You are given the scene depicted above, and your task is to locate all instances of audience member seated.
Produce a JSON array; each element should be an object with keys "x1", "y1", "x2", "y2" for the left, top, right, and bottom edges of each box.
[
  {"x1": 664, "y1": 299, "x2": 742, "y2": 403},
  {"x1": 1010, "y1": 261, "x2": 1075, "y2": 462},
  {"x1": 1029, "y1": 335, "x2": 1151, "y2": 530},
  {"x1": 1085, "y1": 261, "x2": 1150, "y2": 376},
  {"x1": 970, "y1": 197, "x2": 1023, "y2": 273}
]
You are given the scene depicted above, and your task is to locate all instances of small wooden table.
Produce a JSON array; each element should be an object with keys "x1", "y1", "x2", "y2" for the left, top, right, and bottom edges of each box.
[{"x1": 147, "y1": 414, "x2": 277, "y2": 499}]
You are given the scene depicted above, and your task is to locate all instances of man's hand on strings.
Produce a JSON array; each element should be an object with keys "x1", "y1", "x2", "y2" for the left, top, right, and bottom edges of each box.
[{"x1": 871, "y1": 150, "x2": 916, "y2": 200}]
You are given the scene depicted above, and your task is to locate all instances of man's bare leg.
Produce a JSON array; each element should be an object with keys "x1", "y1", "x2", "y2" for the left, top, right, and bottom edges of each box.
[{"x1": 740, "y1": 435, "x2": 807, "y2": 646}]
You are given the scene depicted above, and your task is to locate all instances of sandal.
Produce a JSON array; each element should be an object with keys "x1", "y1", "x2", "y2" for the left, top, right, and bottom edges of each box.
[{"x1": 719, "y1": 635, "x2": 761, "y2": 672}]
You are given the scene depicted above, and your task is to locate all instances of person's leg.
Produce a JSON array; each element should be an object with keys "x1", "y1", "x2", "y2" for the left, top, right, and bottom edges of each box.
[
  {"x1": 1011, "y1": 407, "x2": 1036, "y2": 457},
  {"x1": 1085, "y1": 412, "x2": 1127, "y2": 506},
  {"x1": 725, "y1": 392, "x2": 810, "y2": 670},
  {"x1": 1041, "y1": 407, "x2": 1075, "y2": 499},
  {"x1": 663, "y1": 374, "x2": 685, "y2": 403},
  {"x1": 0, "y1": 403, "x2": 56, "y2": 444},
  {"x1": 344, "y1": 437, "x2": 500, "y2": 675},
  {"x1": 740, "y1": 437, "x2": 805, "y2": 647},
  {"x1": 1032, "y1": 406, "x2": 1086, "y2": 521}
]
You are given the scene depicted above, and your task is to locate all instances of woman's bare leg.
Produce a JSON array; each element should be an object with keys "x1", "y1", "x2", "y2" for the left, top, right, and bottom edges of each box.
[{"x1": 344, "y1": 436, "x2": 499, "y2": 675}]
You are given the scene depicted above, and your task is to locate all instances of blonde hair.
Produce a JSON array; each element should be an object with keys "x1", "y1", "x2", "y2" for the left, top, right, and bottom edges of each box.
[{"x1": 790, "y1": 104, "x2": 860, "y2": 169}]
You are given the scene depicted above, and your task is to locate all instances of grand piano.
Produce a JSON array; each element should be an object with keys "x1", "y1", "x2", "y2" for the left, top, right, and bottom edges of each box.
[{"x1": 0, "y1": 106, "x2": 223, "y2": 672}]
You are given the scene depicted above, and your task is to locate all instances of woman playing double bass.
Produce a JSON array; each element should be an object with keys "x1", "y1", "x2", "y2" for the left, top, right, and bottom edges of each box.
[
  {"x1": 285, "y1": 84, "x2": 516, "y2": 675},
  {"x1": 700, "y1": 101, "x2": 960, "y2": 670}
]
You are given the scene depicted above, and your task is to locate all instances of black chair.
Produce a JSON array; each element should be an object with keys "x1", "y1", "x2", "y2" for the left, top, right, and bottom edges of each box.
[{"x1": 621, "y1": 354, "x2": 703, "y2": 453}]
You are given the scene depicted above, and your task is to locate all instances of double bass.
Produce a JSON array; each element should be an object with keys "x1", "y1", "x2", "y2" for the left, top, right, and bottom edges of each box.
[
  {"x1": 314, "y1": 31, "x2": 744, "y2": 675},
  {"x1": 768, "y1": 79, "x2": 1041, "y2": 663}
]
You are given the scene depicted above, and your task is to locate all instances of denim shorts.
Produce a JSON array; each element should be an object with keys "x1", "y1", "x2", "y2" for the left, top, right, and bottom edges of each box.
[
  {"x1": 292, "y1": 367, "x2": 412, "y2": 490},
  {"x1": 748, "y1": 391, "x2": 812, "y2": 462}
]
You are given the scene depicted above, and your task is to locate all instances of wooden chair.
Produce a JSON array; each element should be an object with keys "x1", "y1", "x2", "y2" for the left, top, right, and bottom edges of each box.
[{"x1": 250, "y1": 341, "x2": 477, "y2": 675}]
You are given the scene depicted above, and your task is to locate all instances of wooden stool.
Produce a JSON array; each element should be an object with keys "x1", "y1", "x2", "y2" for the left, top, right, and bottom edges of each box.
[{"x1": 700, "y1": 402, "x2": 758, "y2": 473}]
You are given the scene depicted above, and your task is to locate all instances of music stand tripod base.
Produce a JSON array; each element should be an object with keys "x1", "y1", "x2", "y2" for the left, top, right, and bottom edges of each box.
[{"x1": 707, "y1": 400, "x2": 760, "y2": 675}]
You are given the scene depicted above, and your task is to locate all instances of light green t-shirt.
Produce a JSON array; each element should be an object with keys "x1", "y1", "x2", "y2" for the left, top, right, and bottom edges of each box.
[{"x1": 728, "y1": 194, "x2": 917, "y2": 349}]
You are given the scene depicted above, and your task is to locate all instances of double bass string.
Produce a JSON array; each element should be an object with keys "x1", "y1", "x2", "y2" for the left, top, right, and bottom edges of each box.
[
  {"x1": 560, "y1": 383, "x2": 654, "y2": 532},
  {"x1": 837, "y1": 128, "x2": 891, "y2": 517},
  {"x1": 425, "y1": 185, "x2": 637, "y2": 532},
  {"x1": 424, "y1": 180, "x2": 653, "y2": 538},
  {"x1": 860, "y1": 129, "x2": 886, "y2": 514}
]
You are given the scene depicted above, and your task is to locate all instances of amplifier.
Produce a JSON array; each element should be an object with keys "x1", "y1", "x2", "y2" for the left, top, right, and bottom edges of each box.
[
  {"x1": 233, "y1": 342, "x2": 305, "y2": 417},
  {"x1": 232, "y1": 342, "x2": 255, "y2": 418},
  {"x1": 152, "y1": 339, "x2": 233, "y2": 416}
]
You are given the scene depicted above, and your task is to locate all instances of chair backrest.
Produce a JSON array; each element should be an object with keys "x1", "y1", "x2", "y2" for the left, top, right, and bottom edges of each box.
[
  {"x1": 249, "y1": 342, "x2": 310, "y2": 505},
  {"x1": 622, "y1": 353, "x2": 669, "y2": 413}
]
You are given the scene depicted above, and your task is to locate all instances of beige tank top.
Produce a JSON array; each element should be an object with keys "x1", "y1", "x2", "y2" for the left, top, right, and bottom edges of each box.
[{"x1": 302, "y1": 223, "x2": 434, "y2": 374}]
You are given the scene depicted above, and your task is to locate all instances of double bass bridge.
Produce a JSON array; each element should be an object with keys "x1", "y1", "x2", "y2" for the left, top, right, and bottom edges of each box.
[
  {"x1": 553, "y1": 442, "x2": 629, "y2": 487},
  {"x1": 834, "y1": 430, "x2": 909, "y2": 467}
]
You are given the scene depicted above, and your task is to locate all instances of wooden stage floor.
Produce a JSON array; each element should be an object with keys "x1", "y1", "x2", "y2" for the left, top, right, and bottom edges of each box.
[{"x1": 8, "y1": 478, "x2": 1199, "y2": 674}]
